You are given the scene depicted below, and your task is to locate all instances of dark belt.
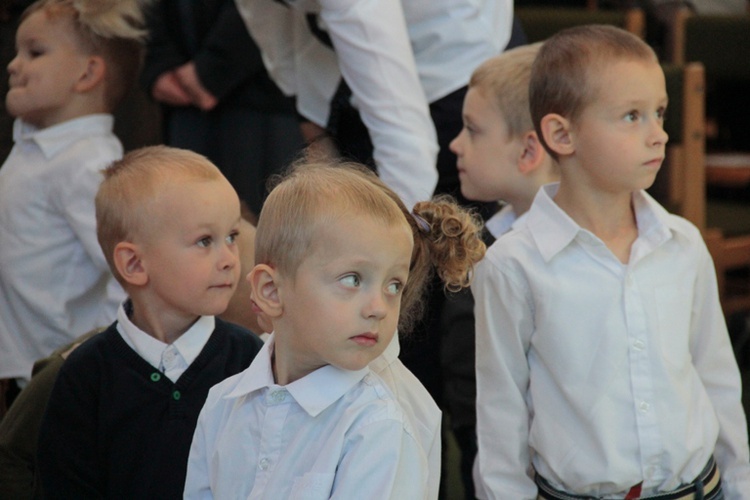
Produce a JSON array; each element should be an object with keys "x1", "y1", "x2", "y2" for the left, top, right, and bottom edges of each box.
[{"x1": 535, "y1": 457, "x2": 721, "y2": 500}]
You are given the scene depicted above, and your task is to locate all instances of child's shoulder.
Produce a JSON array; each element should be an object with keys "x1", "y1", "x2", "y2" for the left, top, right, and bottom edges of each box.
[{"x1": 344, "y1": 371, "x2": 416, "y2": 431}]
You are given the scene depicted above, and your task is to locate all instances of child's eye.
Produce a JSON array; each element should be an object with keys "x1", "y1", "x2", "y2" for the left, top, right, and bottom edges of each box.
[
  {"x1": 340, "y1": 274, "x2": 361, "y2": 288},
  {"x1": 656, "y1": 107, "x2": 667, "y2": 121},
  {"x1": 225, "y1": 231, "x2": 238, "y2": 245},
  {"x1": 197, "y1": 236, "x2": 213, "y2": 248},
  {"x1": 624, "y1": 111, "x2": 639, "y2": 123},
  {"x1": 386, "y1": 281, "x2": 403, "y2": 295}
]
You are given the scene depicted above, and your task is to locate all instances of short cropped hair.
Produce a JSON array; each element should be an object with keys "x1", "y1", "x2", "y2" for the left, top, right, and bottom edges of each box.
[
  {"x1": 469, "y1": 42, "x2": 542, "y2": 138},
  {"x1": 23, "y1": 0, "x2": 146, "y2": 111},
  {"x1": 95, "y1": 146, "x2": 223, "y2": 284},
  {"x1": 529, "y1": 25, "x2": 658, "y2": 158},
  {"x1": 255, "y1": 161, "x2": 406, "y2": 279}
]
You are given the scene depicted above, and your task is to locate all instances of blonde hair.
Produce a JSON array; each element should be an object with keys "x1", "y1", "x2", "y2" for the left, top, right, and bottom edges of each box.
[
  {"x1": 256, "y1": 160, "x2": 486, "y2": 333},
  {"x1": 22, "y1": 0, "x2": 147, "y2": 110},
  {"x1": 95, "y1": 145, "x2": 223, "y2": 284},
  {"x1": 469, "y1": 42, "x2": 542, "y2": 139},
  {"x1": 530, "y1": 25, "x2": 657, "y2": 160}
]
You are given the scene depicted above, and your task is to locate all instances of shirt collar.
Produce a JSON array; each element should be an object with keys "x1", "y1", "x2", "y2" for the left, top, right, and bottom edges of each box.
[
  {"x1": 485, "y1": 204, "x2": 517, "y2": 238},
  {"x1": 116, "y1": 300, "x2": 215, "y2": 369},
  {"x1": 13, "y1": 115, "x2": 114, "y2": 159},
  {"x1": 368, "y1": 333, "x2": 400, "y2": 374},
  {"x1": 526, "y1": 182, "x2": 683, "y2": 263},
  {"x1": 224, "y1": 333, "x2": 370, "y2": 417}
]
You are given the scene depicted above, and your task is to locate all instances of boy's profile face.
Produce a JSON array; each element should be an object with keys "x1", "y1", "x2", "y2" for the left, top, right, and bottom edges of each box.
[
  {"x1": 566, "y1": 59, "x2": 668, "y2": 193},
  {"x1": 274, "y1": 212, "x2": 412, "y2": 382},
  {"x1": 6, "y1": 10, "x2": 91, "y2": 129},
  {"x1": 138, "y1": 174, "x2": 242, "y2": 322},
  {"x1": 450, "y1": 87, "x2": 525, "y2": 202}
]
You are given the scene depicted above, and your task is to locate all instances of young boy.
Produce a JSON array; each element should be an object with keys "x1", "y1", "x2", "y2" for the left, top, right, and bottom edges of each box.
[
  {"x1": 446, "y1": 42, "x2": 558, "y2": 499},
  {"x1": 473, "y1": 25, "x2": 750, "y2": 499},
  {"x1": 36, "y1": 146, "x2": 265, "y2": 498},
  {"x1": 184, "y1": 161, "x2": 486, "y2": 499},
  {"x1": 451, "y1": 42, "x2": 556, "y2": 243},
  {"x1": 0, "y1": 0, "x2": 143, "y2": 396}
]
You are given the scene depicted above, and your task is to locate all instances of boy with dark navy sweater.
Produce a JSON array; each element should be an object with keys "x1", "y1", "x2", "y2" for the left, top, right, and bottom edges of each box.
[{"x1": 37, "y1": 145, "x2": 264, "y2": 499}]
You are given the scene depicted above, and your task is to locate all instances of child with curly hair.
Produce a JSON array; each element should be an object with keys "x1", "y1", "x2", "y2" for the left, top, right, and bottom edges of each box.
[{"x1": 184, "y1": 160, "x2": 486, "y2": 499}]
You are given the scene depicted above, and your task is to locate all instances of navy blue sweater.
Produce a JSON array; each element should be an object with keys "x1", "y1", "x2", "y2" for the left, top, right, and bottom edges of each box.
[{"x1": 37, "y1": 319, "x2": 263, "y2": 499}]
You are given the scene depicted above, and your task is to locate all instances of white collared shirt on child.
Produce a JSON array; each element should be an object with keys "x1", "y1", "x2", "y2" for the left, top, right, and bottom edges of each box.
[
  {"x1": 116, "y1": 301, "x2": 213, "y2": 382},
  {"x1": 0, "y1": 116, "x2": 126, "y2": 385},
  {"x1": 473, "y1": 183, "x2": 750, "y2": 498},
  {"x1": 184, "y1": 334, "x2": 430, "y2": 499}
]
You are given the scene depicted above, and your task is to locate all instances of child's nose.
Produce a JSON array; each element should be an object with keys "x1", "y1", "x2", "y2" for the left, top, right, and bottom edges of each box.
[
  {"x1": 363, "y1": 292, "x2": 388, "y2": 320},
  {"x1": 449, "y1": 134, "x2": 462, "y2": 155},
  {"x1": 218, "y1": 245, "x2": 238, "y2": 270},
  {"x1": 7, "y1": 55, "x2": 19, "y2": 74},
  {"x1": 650, "y1": 122, "x2": 669, "y2": 146}
]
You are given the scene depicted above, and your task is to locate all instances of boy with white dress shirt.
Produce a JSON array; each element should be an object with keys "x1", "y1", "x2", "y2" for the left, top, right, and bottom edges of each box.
[
  {"x1": 0, "y1": 0, "x2": 144, "y2": 397},
  {"x1": 446, "y1": 42, "x2": 558, "y2": 499},
  {"x1": 473, "y1": 25, "x2": 750, "y2": 499}
]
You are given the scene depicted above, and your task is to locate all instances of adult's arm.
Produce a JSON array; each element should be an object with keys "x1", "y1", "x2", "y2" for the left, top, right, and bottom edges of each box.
[
  {"x1": 318, "y1": 0, "x2": 438, "y2": 208},
  {"x1": 236, "y1": 0, "x2": 439, "y2": 208}
]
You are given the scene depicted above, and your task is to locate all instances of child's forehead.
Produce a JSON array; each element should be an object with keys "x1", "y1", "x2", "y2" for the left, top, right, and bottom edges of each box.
[
  {"x1": 19, "y1": 8, "x2": 77, "y2": 44},
  {"x1": 584, "y1": 57, "x2": 665, "y2": 104}
]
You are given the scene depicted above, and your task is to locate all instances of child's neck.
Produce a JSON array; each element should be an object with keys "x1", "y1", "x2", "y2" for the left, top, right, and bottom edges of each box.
[
  {"x1": 35, "y1": 97, "x2": 109, "y2": 130},
  {"x1": 128, "y1": 301, "x2": 199, "y2": 345},
  {"x1": 554, "y1": 183, "x2": 638, "y2": 264},
  {"x1": 271, "y1": 333, "x2": 321, "y2": 386}
]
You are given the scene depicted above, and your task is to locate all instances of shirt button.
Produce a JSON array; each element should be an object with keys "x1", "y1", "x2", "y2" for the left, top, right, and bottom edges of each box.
[
  {"x1": 172, "y1": 390, "x2": 181, "y2": 400},
  {"x1": 633, "y1": 339, "x2": 645, "y2": 350},
  {"x1": 271, "y1": 391, "x2": 285, "y2": 403},
  {"x1": 150, "y1": 372, "x2": 161, "y2": 382},
  {"x1": 639, "y1": 401, "x2": 650, "y2": 412},
  {"x1": 259, "y1": 458, "x2": 270, "y2": 471}
]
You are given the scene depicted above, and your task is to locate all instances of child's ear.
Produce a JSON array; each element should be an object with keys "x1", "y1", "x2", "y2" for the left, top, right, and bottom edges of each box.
[
  {"x1": 75, "y1": 55, "x2": 106, "y2": 93},
  {"x1": 518, "y1": 130, "x2": 546, "y2": 174},
  {"x1": 113, "y1": 242, "x2": 148, "y2": 286},
  {"x1": 540, "y1": 113, "x2": 574, "y2": 157},
  {"x1": 248, "y1": 264, "x2": 283, "y2": 319}
]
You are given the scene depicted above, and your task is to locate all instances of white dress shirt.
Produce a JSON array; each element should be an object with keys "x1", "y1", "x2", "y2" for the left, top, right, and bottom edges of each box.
[
  {"x1": 370, "y1": 334, "x2": 442, "y2": 499},
  {"x1": 485, "y1": 203, "x2": 519, "y2": 239},
  {"x1": 184, "y1": 334, "x2": 429, "y2": 499},
  {"x1": 0, "y1": 116, "x2": 126, "y2": 383},
  {"x1": 115, "y1": 302, "x2": 215, "y2": 383},
  {"x1": 235, "y1": 0, "x2": 512, "y2": 208},
  {"x1": 473, "y1": 183, "x2": 750, "y2": 499}
]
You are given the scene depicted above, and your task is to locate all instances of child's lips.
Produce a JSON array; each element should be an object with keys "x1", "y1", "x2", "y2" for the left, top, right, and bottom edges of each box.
[
  {"x1": 645, "y1": 157, "x2": 664, "y2": 167},
  {"x1": 350, "y1": 332, "x2": 378, "y2": 347},
  {"x1": 211, "y1": 282, "x2": 234, "y2": 289}
]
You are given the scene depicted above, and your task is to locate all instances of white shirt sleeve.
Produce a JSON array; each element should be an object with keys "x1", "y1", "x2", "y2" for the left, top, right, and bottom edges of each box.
[
  {"x1": 234, "y1": 0, "x2": 297, "y2": 96},
  {"x1": 318, "y1": 0, "x2": 438, "y2": 208},
  {"x1": 183, "y1": 404, "x2": 215, "y2": 500},
  {"x1": 473, "y1": 255, "x2": 538, "y2": 499},
  {"x1": 331, "y1": 417, "x2": 429, "y2": 499},
  {"x1": 689, "y1": 243, "x2": 750, "y2": 498}
]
